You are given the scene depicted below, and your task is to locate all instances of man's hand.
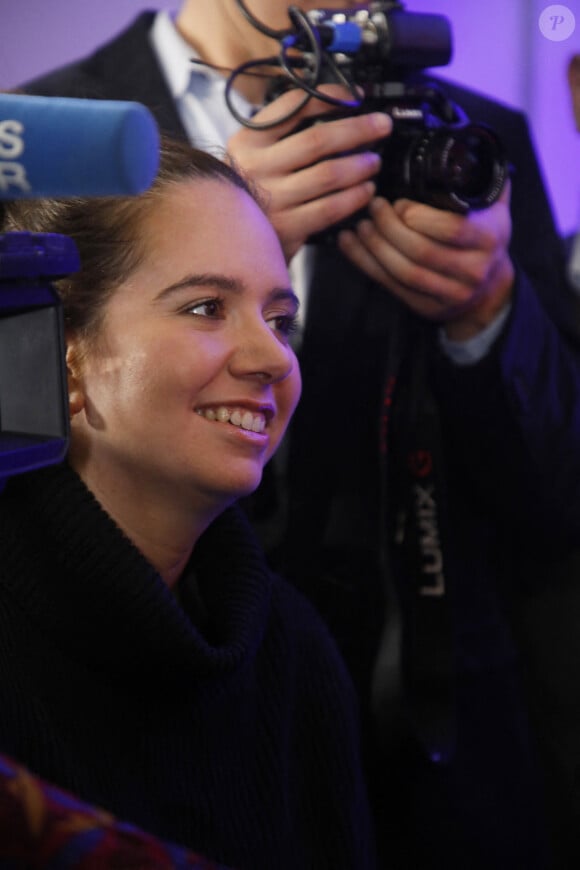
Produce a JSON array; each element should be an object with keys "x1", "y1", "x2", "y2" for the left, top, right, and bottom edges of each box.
[
  {"x1": 227, "y1": 86, "x2": 391, "y2": 261},
  {"x1": 337, "y1": 182, "x2": 515, "y2": 340}
]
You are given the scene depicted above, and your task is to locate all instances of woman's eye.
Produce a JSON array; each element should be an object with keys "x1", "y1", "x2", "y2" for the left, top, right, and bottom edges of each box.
[
  {"x1": 267, "y1": 313, "x2": 299, "y2": 337},
  {"x1": 185, "y1": 299, "x2": 223, "y2": 318}
]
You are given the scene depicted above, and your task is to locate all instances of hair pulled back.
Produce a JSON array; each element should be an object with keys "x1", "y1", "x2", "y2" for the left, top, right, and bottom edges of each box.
[{"x1": 0, "y1": 137, "x2": 261, "y2": 341}]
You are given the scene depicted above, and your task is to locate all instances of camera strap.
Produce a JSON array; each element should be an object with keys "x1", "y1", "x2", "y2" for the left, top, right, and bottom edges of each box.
[{"x1": 378, "y1": 313, "x2": 456, "y2": 764}]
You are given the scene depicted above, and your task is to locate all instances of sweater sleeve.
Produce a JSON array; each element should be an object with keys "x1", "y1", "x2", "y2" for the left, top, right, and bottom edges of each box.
[
  {"x1": 268, "y1": 575, "x2": 378, "y2": 869},
  {"x1": 433, "y1": 268, "x2": 580, "y2": 550}
]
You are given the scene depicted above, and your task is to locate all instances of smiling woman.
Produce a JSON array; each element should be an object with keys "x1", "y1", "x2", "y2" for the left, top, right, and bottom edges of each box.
[
  {"x1": 0, "y1": 137, "x2": 376, "y2": 870},
  {"x1": 3, "y1": 141, "x2": 301, "y2": 583}
]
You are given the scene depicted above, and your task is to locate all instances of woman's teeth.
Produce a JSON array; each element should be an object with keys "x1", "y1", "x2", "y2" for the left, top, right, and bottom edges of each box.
[{"x1": 197, "y1": 406, "x2": 266, "y2": 433}]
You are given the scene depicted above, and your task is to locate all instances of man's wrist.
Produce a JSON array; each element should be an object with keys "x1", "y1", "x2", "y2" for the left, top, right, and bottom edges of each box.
[
  {"x1": 439, "y1": 300, "x2": 512, "y2": 366},
  {"x1": 443, "y1": 256, "x2": 514, "y2": 342}
]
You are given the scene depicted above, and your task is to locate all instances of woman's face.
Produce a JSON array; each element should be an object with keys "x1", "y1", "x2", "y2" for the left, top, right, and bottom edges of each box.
[{"x1": 68, "y1": 178, "x2": 301, "y2": 515}]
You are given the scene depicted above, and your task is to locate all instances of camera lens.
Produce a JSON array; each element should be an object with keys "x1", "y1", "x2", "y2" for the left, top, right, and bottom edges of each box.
[{"x1": 408, "y1": 123, "x2": 508, "y2": 212}]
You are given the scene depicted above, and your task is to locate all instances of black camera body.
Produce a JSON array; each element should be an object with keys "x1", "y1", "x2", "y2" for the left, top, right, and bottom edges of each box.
[
  {"x1": 274, "y1": 2, "x2": 508, "y2": 219},
  {"x1": 0, "y1": 231, "x2": 74, "y2": 487},
  {"x1": 357, "y1": 83, "x2": 507, "y2": 214}
]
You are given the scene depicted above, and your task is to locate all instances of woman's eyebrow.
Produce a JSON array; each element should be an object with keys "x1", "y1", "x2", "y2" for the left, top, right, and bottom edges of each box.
[
  {"x1": 154, "y1": 273, "x2": 299, "y2": 310},
  {"x1": 154, "y1": 273, "x2": 240, "y2": 301}
]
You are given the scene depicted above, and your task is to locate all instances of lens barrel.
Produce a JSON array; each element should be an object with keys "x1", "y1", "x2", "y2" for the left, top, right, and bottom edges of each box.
[{"x1": 402, "y1": 123, "x2": 508, "y2": 212}]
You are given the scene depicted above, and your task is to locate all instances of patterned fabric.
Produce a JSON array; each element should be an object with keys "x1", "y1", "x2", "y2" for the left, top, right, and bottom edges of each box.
[{"x1": 0, "y1": 753, "x2": 230, "y2": 869}]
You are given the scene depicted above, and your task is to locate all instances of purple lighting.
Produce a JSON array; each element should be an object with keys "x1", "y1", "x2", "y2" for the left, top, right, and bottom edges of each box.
[
  {"x1": 409, "y1": 0, "x2": 580, "y2": 237},
  {"x1": 0, "y1": 0, "x2": 578, "y2": 236}
]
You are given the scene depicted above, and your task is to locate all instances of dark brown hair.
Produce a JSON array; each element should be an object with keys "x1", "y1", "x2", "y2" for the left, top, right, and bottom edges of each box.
[{"x1": 0, "y1": 136, "x2": 263, "y2": 341}]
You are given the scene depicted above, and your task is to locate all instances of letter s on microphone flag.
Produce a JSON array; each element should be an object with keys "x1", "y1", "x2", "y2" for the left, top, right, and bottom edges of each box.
[{"x1": 0, "y1": 94, "x2": 160, "y2": 199}]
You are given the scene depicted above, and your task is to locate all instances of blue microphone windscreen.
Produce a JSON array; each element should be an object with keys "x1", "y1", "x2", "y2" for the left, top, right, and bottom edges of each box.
[{"x1": 0, "y1": 94, "x2": 160, "y2": 199}]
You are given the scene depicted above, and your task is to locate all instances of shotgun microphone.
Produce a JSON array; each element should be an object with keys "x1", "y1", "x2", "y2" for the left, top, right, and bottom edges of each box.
[{"x1": 0, "y1": 93, "x2": 159, "y2": 198}]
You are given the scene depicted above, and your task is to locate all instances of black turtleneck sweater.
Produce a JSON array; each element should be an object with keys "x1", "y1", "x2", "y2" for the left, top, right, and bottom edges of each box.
[{"x1": 0, "y1": 463, "x2": 376, "y2": 870}]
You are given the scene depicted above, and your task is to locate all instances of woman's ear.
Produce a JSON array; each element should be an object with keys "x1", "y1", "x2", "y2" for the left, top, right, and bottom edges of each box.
[{"x1": 66, "y1": 339, "x2": 85, "y2": 417}]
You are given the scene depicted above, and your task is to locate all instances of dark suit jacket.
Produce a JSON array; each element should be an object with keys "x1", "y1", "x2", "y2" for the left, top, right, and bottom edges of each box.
[{"x1": 23, "y1": 11, "x2": 580, "y2": 868}]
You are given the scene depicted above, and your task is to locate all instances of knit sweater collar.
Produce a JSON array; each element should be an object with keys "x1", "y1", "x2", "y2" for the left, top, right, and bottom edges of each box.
[{"x1": 0, "y1": 463, "x2": 272, "y2": 689}]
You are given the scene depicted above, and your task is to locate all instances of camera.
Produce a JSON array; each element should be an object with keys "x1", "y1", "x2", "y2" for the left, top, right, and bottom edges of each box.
[
  {"x1": 337, "y1": 83, "x2": 508, "y2": 216},
  {"x1": 0, "y1": 231, "x2": 74, "y2": 486},
  {"x1": 231, "y1": 1, "x2": 508, "y2": 227},
  {"x1": 305, "y1": 3, "x2": 507, "y2": 214},
  {"x1": 0, "y1": 94, "x2": 159, "y2": 484}
]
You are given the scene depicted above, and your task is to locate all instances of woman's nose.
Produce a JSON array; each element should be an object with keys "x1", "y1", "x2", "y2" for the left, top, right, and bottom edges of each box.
[{"x1": 229, "y1": 320, "x2": 296, "y2": 384}]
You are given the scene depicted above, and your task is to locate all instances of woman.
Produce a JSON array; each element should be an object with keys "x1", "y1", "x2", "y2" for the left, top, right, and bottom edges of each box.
[{"x1": 0, "y1": 140, "x2": 376, "y2": 869}]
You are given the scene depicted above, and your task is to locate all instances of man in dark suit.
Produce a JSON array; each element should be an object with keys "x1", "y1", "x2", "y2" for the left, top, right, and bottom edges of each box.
[{"x1": 21, "y1": 3, "x2": 580, "y2": 867}]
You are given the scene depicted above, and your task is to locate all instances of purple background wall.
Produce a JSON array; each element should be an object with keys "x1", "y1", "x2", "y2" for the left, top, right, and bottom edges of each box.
[{"x1": 1, "y1": 1, "x2": 579, "y2": 235}]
